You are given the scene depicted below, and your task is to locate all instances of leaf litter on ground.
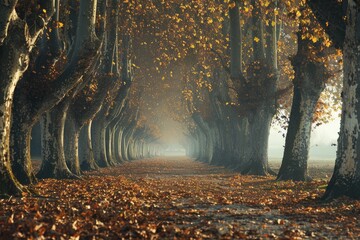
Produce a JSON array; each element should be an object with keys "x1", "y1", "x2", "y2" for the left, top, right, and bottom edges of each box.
[{"x1": 1, "y1": 157, "x2": 359, "y2": 239}]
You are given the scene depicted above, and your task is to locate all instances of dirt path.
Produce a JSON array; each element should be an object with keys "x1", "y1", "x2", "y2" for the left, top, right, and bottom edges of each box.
[{"x1": 1, "y1": 157, "x2": 359, "y2": 239}]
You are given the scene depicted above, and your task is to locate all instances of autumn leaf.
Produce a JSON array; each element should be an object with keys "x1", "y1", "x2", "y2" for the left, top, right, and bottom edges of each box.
[{"x1": 228, "y1": 2, "x2": 236, "y2": 9}]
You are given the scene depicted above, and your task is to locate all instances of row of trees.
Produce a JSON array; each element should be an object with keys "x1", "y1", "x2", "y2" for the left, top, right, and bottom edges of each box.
[
  {"x1": 181, "y1": 0, "x2": 360, "y2": 199},
  {"x1": 183, "y1": 0, "x2": 337, "y2": 177},
  {"x1": 0, "y1": 0, "x2": 160, "y2": 196},
  {"x1": 1, "y1": 0, "x2": 359, "y2": 201}
]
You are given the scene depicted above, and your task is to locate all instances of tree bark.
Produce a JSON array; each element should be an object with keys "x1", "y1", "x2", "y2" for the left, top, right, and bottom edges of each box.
[
  {"x1": 121, "y1": 123, "x2": 136, "y2": 161},
  {"x1": 0, "y1": 1, "x2": 54, "y2": 194},
  {"x1": 0, "y1": 0, "x2": 18, "y2": 45},
  {"x1": 105, "y1": 127, "x2": 114, "y2": 164},
  {"x1": 229, "y1": 0, "x2": 242, "y2": 78},
  {"x1": 277, "y1": 84, "x2": 320, "y2": 181},
  {"x1": 226, "y1": 0, "x2": 279, "y2": 175},
  {"x1": 92, "y1": 112, "x2": 110, "y2": 167},
  {"x1": 79, "y1": 121, "x2": 99, "y2": 171},
  {"x1": 323, "y1": 1, "x2": 360, "y2": 200},
  {"x1": 277, "y1": 24, "x2": 327, "y2": 181},
  {"x1": 114, "y1": 125, "x2": 124, "y2": 163},
  {"x1": 9, "y1": 0, "x2": 64, "y2": 185},
  {"x1": 64, "y1": 114, "x2": 81, "y2": 175},
  {"x1": 234, "y1": 106, "x2": 274, "y2": 175},
  {"x1": 10, "y1": 120, "x2": 37, "y2": 184},
  {"x1": 37, "y1": 105, "x2": 77, "y2": 179},
  {"x1": 192, "y1": 113, "x2": 213, "y2": 163}
]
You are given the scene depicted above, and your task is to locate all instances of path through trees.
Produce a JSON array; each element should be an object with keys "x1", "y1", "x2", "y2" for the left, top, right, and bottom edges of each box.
[
  {"x1": 1, "y1": 157, "x2": 358, "y2": 239},
  {"x1": 2, "y1": 1, "x2": 360, "y2": 237}
]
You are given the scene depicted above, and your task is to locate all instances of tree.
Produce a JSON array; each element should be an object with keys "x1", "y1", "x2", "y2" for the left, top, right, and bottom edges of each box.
[
  {"x1": 226, "y1": 0, "x2": 280, "y2": 175},
  {"x1": 10, "y1": 0, "x2": 64, "y2": 185},
  {"x1": 36, "y1": 0, "x2": 101, "y2": 180},
  {"x1": 322, "y1": 0, "x2": 360, "y2": 199},
  {"x1": 0, "y1": 0, "x2": 55, "y2": 195},
  {"x1": 277, "y1": 4, "x2": 330, "y2": 181},
  {"x1": 64, "y1": 0, "x2": 122, "y2": 175},
  {"x1": 91, "y1": 75, "x2": 132, "y2": 167}
]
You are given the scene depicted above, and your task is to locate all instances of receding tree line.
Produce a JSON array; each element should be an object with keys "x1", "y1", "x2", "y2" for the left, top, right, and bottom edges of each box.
[
  {"x1": 0, "y1": 0, "x2": 359, "y2": 201},
  {"x1": 0, "y1": 0, "x2": 161, "y2": 196},
  {"x1": 184, "y1": 0, "x2": 360, "y2": 200}
]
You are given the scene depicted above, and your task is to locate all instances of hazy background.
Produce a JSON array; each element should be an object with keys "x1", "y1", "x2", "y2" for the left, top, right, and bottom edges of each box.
[
  {"x1": 163, "y1": 118, "x2": 340, "y2": 162},
  {"x1": 269, "y1": 117, "x2": 340, "y2": 161}
]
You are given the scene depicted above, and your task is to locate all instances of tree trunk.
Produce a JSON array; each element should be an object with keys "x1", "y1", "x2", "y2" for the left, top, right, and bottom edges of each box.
[
  {"x1": 8, "y1": 45, "x2": 54, "y2": 185},
  {"x1": 108, "y1": 123, "x2": 119, "y2": 163},
  {"x1": 323, "y1": 1, "x2": 360, "y2": 199},
  {"x1": 277, "y1": 7, "x2": 328, "y2": 181},
  {"x1": 277, "y1": 86, "x2": 318, "y2": 181},
  {"x1": 121, "y1": 127, "x2": 129, "y2": 161},
  {"x1": 0, "y1": 82, "x2": 23, "y2": 193},
  {"x1": 92, "y1": 115, "x2": 110, "y2": 167},
  {"x1": 193, "y1": 135, "x2": 199, "y2": 159},
  {"x1": 37, "y1": 104, "x2": 77, "y2": 179},
  {"x1": 80, "y1": 121, "x2": 99, "y2": 171},
  {"x1": 121, "y1": 124, "x2": 135, "y2": 161},
  {"x1": 0, "y1": 1, "x2": 55, "y2": 195},
  {"x1": 277, "y1": 63, "x2": 326, "y2": 181},
  {"x1": 0, "y1": 21, "x2": 34, "y2": 195},
  {"x1": 114, "y1": 126, "x2": 124, "y2": 163},
  {"x1": 224, "y1": 119, "x2": 240, "y2": 167},
  {"x1": 129, "y1": 141, "x2": 135, "y2": 160},
  {"x1": 64, "y1": 115, "x2": 81, "y2": 175},
  {"x1": 192, "y1": 113, "x2": 213, "y2": 163},
  {"x1": 251, "y1": 0, "x2": 265, "y2": 61},
  {"x1": 126, "y1": 126, "x2": 138, "y2": 160},
  {"x1": 229, "y1": 0, "x2": 242, "y2": 78},
  {"x1": 105, "y1": 127, "x2": 114, "y2": 164},
  {"x1": 210, "y1": 122, "x2": 223, "y2": 165},
  {"x1": 234, "y1": 105, "x2": 274, "y2": 175},
  {"x1": 10, "y1": 122, "x2": 37, "y2": 185},
  {"x1": 69, "y1": 0, "x2": 121, "y2": 169}
]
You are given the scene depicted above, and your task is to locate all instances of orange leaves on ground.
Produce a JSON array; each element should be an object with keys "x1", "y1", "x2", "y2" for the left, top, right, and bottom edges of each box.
[{"x1": 1, "y1": 158, "x2": 359, "y2": 239}]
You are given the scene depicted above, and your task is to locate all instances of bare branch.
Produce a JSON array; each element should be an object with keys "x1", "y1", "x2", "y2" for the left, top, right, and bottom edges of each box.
[{"x1": 0, "y1": 0, "x2": 18, "y2": 45}]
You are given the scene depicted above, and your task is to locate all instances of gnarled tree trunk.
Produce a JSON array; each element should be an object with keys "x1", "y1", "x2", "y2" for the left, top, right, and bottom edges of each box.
[
  {"x1": 92, "y1": 112, "x2": 111, "y2": 167},
  {"x1": 277, "y1": 7, "x2": 328, "y2": 181},
  {"x1": 234, "y1": 104, "x2": 274, "y2": 175},
  {"x1": 10, "y1": 119, "x2": 36, "y2": 185},
  {"x1": 0, "y1": 1, "x2": 54, "y2": 194},
  {"x1": 80, "y1": 121, "x2": 99, "y2": 171},
  {"x1": 37, "y1": 105, "x2": 76, "y2": 179},
  {"x1": 323, "y1": 1, "x2": 360, "y2": 199},
  {"x1": 64, "y1": 114, "x2": 81, "y2": 175},
  {"x1": 277, "y1": 51, "x2": 326, "y2": 181}
]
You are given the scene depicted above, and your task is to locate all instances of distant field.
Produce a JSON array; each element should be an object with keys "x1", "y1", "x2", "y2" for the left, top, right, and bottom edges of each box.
[{"x1": 269, "y1": 159, "x2": 335, "y2": 179}]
